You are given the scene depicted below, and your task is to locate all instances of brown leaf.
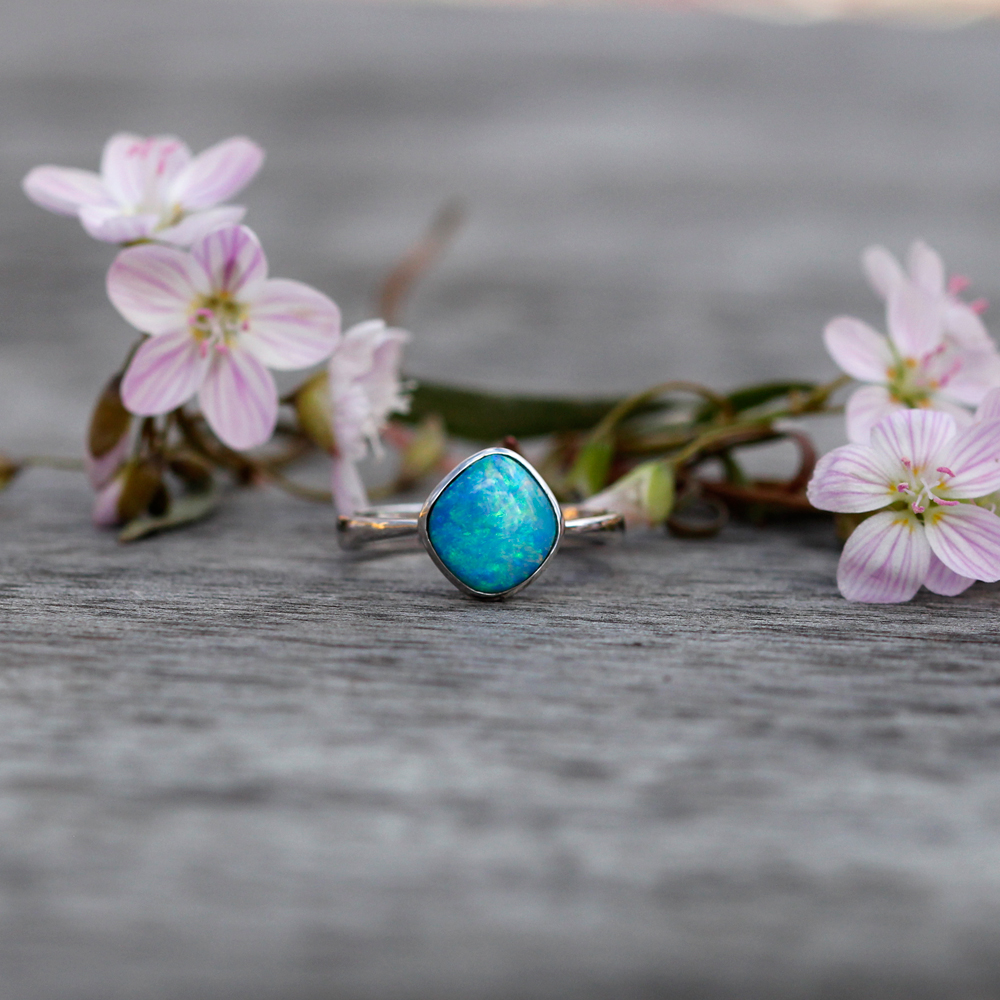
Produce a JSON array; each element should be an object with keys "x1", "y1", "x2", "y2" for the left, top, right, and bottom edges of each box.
[
  {"x1": 88, "y1": 375, "x2": 131, "y2": 458},
  {"x1": 118, "y1": 486, "x2": 219, "y2": 543},
  {"x1": 117, "y1": 461, "x2": 165, "y2": 523}
]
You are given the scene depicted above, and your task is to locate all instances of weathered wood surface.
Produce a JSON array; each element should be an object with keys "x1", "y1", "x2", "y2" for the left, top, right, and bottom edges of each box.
[{"x1": 3, "y1": 3, "x2": 1000, "y2": 998}]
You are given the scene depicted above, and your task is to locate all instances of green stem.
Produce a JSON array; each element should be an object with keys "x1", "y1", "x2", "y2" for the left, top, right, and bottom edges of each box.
[
  {"x1": 260, "y1": 468, "x2": 332, "y2": 503},
  {"x1": 588, "y1": 380, "x2": 733, "y2": 443},
  {"x1": 18, "y1": 456, "x2": 85, "y2": 471}
]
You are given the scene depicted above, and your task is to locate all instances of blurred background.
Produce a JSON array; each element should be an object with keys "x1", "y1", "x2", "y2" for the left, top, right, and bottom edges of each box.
[{"x1": 5, "y1": 0, "x2": 1000, "y2": 462}]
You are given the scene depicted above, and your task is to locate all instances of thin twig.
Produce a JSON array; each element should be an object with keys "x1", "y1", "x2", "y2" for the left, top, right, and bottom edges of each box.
[
  {"x1": 261, "y1": 468, "x2": 332, "y2": 503},
  {"x1": 378, "y1": 199, "x2": 465, "y2": 325},
  {"x1": 18, "y1": 456, "x2": 85, "y2": 471},
  {"x1": 589, "y1": 380, "x2": 734, "y2": 443}
]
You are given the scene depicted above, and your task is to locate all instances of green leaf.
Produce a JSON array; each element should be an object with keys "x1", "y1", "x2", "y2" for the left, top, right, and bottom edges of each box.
[
  {"x1": 405, "y1": 380, "x2": 622, "y2": 441},
  {"x1": 119, "y1": 486, "x2": 219, "y2": 542}
]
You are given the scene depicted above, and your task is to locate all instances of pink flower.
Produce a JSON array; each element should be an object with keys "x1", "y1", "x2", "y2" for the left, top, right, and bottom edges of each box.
[
  {"x1": 85, "y1": 432, "x2": 130, "y2": 491},
  {"x1": 85, "y1": 433, "x2": 131, "y2": 526},
  {"x1": 108, "y1": 225, "x2": 341, "y2": 450},
  {"x1": 23, "y1": 133, "x2": 263, "y2": 245},
  {"x1": 977, "y1": 387, "x2": 1000, "y2": 424},
  {"x1": 864, "y1": 241, "x2": 990, "y2": 347},
  {"x1": 328, "y1": 320, "x2": 410, "y2": 513},
  {"x1": 825, "y1": 242, "x2": 1000, "y2": 444},
  {"x1": 92, "y1": 474, "x2": 127, "y2": 527},
  {"x1": 807, "y1": 408, "x2": 1000, "y2": 602}
]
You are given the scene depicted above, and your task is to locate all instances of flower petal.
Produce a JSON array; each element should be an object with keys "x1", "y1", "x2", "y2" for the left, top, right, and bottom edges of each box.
[
  {"x1": 191, "y1": 224, "x2": 267, "y2": 298},
  {"x1": 943, "y1": 304, "x2": 991, "y2": 350},
  {"x1": 107, "y1": 244, "x2": 202, "y2": 334},
  {"x1": 169, "y1": 137, "x2": 264, "y2": 211},
  {"x1": 99, "y1": 133, "x2": 144, "y2": 204},
  {"x1": 907, "y1": 240, "x2": 945, "y2": 296},
  {"x1": 926, "y1": 395, "x2": 974, "y2": 427},
  {"x1": 331, "y1": 382, "x2": 372, "y2": 461},
  {"x1": 121, "y1": 330, "x2": 208, "y2": 415},
  {"x1": 923, "y1": 553, "x2": 975, "y2": 597},
  {"x1": 85, "y1": 433, "x2": 130, "y2": 490},
  {"x1": 806, "y1": 443, "x2": 897, "y2": 513},
  {"x1": 92, "y1": 476, "x2": 125, "y2": 527},
  {"x1": 939, "y1": 419, "x2": 1000, "y2": 498},
  {"x1": 331, "y1": 320, "x2": 408, "y2": 384},
  {"x1": 837, "y1": 510, "x2": 930, "y2": 603},
  {"x1": 823, "y1": 318, "x2": 893, "y2": 383},
  {"x1": 332, "y1": 320, "x2": 392, "y2": 384},
  {"x1": 924, "y1": 503, "x2": 1000, "y2": 582},
  {"x1": 887, "y1": 282, "x2": 944, "y2": 358},
  {"x1": 79, "y1": 205, "x2": 159, "y2": 244},
  {"x1": 845, "y1": 385, "x2": 899, "y2": 445},
  {"x1": 359, "y1": 332, "x2": 411, "y2": 421},
  {"x1": 155, "y1": 205, "x2": 246, "y2": 247},
  {"x1": 870, "y1": 408, "x2": 955, "y2": 479},
  {"x1": 943, "y1": 348, "x2": 1000, "y2": 406},
  {"x1": 198, "y1": 348, "x2": 277, "y2": 450},
  {"x1": 242, "y1": 278, "x2": 340, "y2": 369},
  {"x1": 101, "y1": 133, "x2": 190, "y2": 208},
  {"x1": 331, "y1": 456, "x2": 369, "y2": 515},
  {"x1": 22, "y1": 166, "x2": 110, "y2": 215},
  {"x1": 976, "y1": 388, "x2": 1000, "y2": 423},
  {"x1": 862, "y1": 245, "x2": 904, "y2": 300}
]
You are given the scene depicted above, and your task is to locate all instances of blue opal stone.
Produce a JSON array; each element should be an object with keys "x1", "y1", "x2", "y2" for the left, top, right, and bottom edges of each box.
[{"x1": 426, "y1": 453, "x2": 560, "y2": 595}]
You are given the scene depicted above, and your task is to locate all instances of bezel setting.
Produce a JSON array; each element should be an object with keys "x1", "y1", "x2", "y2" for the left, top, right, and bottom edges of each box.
[{"x1": 417, "y1": 447, "x2": 565, "y2": 600}]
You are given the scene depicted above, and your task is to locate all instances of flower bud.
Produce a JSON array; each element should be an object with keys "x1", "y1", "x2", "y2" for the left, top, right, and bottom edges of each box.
[
  {"x1": 168, "y1": 453, "x2": 214, "y2": 492},
  {"x1": 117, "y1": 460, "x2": 168, "y2": 523},
  {"x1": 582, "y1": 460, "x2": 674, "y2": 529},
  {"x1": 397, "y1": 415, "x2": 446, "y2": 487},
  {"x1": 294, "y1": 371, "x2": 336, "y2": 453},
  {"x1": 567, "y1": 437, "x2": 614, "y2": 498},
  {"x1": 85, "y1": 433, "x2": 129, "y2": 490},
  {"x1": 0, "y1": 454, "x2": 21, "y2": 492},
  {"x1": 92, "y1": 474, "x2": 126, "y2": 527},
  {"x1": 88, "y1": 374, "x2": 131, "y2": 459}
]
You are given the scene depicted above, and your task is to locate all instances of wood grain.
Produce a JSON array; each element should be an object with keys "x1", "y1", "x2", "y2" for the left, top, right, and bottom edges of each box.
[{"x1": 2, "y1": 3, "x2": 1000, "y2": 997}]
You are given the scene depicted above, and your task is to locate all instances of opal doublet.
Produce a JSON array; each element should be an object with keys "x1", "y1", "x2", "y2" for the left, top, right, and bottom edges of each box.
[{"x1": 426, "y1": 453, "x2": 560, "y2": 595}]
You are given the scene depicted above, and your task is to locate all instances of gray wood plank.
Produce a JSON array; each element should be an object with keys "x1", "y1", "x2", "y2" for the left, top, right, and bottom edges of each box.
[{"x1": 2, "y1": 3, "x2": 1000, "y2": 998}]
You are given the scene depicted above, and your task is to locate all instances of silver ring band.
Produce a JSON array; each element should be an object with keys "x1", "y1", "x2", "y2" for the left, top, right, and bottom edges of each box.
[{"x1": 337, "y1": 503, "x2": 624, "y2": 550}]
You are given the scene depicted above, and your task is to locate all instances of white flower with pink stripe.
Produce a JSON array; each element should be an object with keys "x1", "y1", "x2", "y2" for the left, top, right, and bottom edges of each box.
[
  {"x1": 328, "y1": 320, "x2": 410, "y2": 514},
  {"x1": 23, "y1": 133, "x2": 263, "y2": 245},
  {"x1": 864, "y1": 241, "x2": 990, "y2": 347},
  {"x1": 108, "y1": 224, "x2": 340, "y2": 450},
  {"x1": 825, "y1": 242, "x2": 1000, "y2": 444},
  {"x1": 807, "y1": 408, "x2": 1000, "y2": 602}
]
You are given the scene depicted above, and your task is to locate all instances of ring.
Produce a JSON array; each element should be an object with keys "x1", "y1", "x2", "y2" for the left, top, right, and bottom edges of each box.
[{"x1": 337, "y1": 447, "x2": 624, "y2": 599}]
